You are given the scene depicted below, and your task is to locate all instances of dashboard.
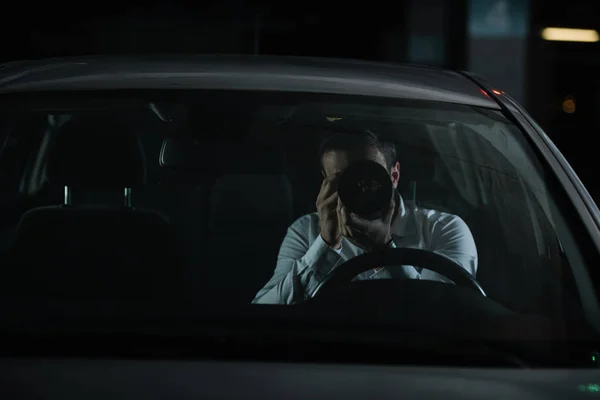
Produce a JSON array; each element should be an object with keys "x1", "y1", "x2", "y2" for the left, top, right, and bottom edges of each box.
[{"x1": 1, "y1": 358, "x2": 598, "y2": 399}]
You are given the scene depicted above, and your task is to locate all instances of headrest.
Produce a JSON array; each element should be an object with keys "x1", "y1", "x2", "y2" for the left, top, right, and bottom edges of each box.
[
  {"x1": 160, "y1": 137, "x2": 286, "y2": 175},
  {"x1": 386, "y1": 123, "x2": 434, "y2": 183},
  {"x1": 399, "y1": 146, "x2": 436, "y2": 182},
  {"x1": 47, "y1": 117, "x2": 147, "y2": 189},
  {"x1": 209, "y1": 174, "x2": 293, "y2": 231},
  {"x1": 217, "y1": 142, "x2": 286, "y2": 174},
  {"x1": 160, "y1": 137, "x2": 208, "y2": 171}
]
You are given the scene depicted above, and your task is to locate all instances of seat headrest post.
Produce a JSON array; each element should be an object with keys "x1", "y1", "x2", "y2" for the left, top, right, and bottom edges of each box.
[
  {"x1": 124, "y1": 188, "x2": 132, "y2": 208},
  {"x1": 63, "y1": 186, "x2": 71, "y2": 206}
]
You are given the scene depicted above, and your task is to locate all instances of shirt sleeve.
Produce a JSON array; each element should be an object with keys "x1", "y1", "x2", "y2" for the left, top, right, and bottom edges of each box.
[
  {"x1": 426, "y1": 214, "x2": 478, "y2": 279},
  {"x1": 252, "y1": 215, "x2": 344, "y2": 304}
]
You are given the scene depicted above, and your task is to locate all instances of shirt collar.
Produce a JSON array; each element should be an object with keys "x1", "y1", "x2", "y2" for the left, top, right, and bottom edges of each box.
[{"x1": 392, "y1": 194, "x2": 417, "y2": 238}]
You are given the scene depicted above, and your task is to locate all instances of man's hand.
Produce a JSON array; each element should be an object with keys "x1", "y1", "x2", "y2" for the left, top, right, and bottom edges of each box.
[
  {"x1": 338, "y1": 196, "x2": 396, "y2": 252},
  {"x1": 316, "y1": 174, "x2": 342, "y2": 249}
]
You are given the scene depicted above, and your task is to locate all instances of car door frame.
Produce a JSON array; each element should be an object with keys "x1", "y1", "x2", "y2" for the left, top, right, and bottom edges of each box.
[{"x1": 462, "y1": 72, "x2": 600, "y2": 333}]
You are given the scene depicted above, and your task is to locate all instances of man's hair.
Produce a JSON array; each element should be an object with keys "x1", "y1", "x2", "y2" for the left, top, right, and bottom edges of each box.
[{"x1": 318, "y1": 130, "x2": 397, "y2": 170}]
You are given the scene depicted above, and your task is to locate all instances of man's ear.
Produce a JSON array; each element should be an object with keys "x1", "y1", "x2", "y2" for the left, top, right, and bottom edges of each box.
[{"x1": 390, "y1": 161, "x2": 400, "y2": 189}]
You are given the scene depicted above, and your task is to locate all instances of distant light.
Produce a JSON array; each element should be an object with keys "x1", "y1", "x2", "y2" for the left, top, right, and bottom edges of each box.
[
  {"x1": 541, "y1": 27, "x2": 600, "y2": 42},
  {"x1": 562, "y1": 96, "x2": 576, "y2": 113},
  {"x1": 579, "y1": 384, "x2": 600, "y2": 393},
  {"x1": 480, "y1": 89, "x2": 489, "y2": 97},
  {"x1": 491, "y1": 89, "x2": 502, "y2": 95}
]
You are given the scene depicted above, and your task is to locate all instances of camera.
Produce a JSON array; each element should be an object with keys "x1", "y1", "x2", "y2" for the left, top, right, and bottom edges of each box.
[{"x1": 337, "y1": 160, "x2": 394, "y2": 221}]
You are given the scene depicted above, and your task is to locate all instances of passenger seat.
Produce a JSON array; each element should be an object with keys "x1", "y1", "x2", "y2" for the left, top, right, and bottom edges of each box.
[
  {"x1": 201, "y1": 142, "x2": 293, "y2": 306},
  {"x1": 3, "y1": 117, "x2": 185, "y2": 312},
  {"x1": 139, "y1": 136, "x2": 209, "y2": 276}
]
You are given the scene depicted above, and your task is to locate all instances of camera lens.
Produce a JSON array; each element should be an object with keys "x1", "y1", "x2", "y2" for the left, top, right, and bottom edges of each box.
[{"x1": 337, "y1": 160, "x2": 393, "y2": 220}]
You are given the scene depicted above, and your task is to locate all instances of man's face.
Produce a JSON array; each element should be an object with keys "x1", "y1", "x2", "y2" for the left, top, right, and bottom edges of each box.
[{"x1": 321, "y1": 146, "x2": 400, "y2": 188}]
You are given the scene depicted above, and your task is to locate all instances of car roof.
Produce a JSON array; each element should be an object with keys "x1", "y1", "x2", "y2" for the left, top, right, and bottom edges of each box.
[{"x1": 0, "y1": 55, "x2": 499, "y2": 109}]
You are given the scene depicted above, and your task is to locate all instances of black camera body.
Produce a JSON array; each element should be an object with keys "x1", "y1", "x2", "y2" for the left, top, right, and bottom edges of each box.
[{"x1": 337, "y1": 160, "x2": 394, "y2": 221}]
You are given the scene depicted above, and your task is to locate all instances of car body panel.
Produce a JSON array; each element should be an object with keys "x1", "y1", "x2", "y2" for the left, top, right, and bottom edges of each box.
[
  {"x1": 0, "y1": 55, "x2": 499, "y2": 109},
  {"x1": 0, "y1": 359, "x2": 596, "y2": 400}
]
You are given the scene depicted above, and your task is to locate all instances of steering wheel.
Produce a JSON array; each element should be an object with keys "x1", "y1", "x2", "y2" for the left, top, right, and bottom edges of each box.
[{"x1": 312, "y1": 248, "x2": 486, "y2": 297}]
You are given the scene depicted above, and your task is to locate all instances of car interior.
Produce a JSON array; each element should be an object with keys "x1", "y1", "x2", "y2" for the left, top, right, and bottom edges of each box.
[{"x1": 0, "y1": 94, "x2": 588, "y2": 333}]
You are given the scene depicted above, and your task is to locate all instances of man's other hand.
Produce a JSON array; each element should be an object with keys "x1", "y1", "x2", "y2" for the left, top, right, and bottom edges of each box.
[
  {"x1": 316, "y1": 174, "x2": 342, "y2": 249},
  {"x1": 338, "y1": 197, "x2": 395, "y2": 252}
]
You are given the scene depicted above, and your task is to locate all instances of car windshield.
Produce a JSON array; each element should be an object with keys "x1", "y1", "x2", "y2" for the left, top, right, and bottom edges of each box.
[{"x1": 0, "y1": 90, "x2": 596, "y2": 360}]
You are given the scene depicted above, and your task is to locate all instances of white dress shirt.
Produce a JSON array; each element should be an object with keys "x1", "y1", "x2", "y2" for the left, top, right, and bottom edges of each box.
[{"x1": 253, "y1": 196, "x2": 478, "y2": 305}]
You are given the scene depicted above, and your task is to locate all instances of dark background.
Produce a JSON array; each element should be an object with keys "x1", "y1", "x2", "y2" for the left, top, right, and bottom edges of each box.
[{"x1": 1, "y1": 0, "x2": 597, "y2": 199}]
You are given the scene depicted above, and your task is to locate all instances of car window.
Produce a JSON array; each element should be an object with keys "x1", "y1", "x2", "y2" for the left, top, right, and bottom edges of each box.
[{"x1": 0, "y1": 91, "x2": 592, "y2": 344}]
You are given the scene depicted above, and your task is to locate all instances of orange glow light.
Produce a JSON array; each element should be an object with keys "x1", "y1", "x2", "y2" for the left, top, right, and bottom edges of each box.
[{"x1": 562, "y1": 96, "x2": 576, "y2": 113}]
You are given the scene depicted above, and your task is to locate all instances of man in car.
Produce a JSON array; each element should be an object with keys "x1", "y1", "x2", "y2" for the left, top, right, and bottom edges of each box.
[{"x1": 253, "y1": 131, "x2": 478, "y2": 304}]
